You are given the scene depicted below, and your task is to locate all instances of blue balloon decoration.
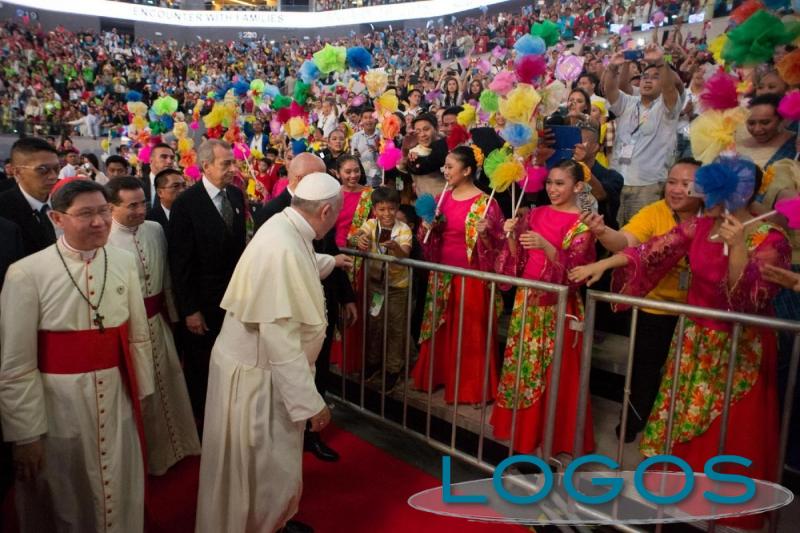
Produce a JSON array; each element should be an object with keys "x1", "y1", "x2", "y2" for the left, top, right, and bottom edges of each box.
[{"x1": 514, "y1": 34, "x2": 546, "y2": 56}]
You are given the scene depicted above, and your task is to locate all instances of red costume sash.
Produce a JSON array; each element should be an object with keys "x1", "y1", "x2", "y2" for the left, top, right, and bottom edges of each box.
[
  {"x1": 144, "y1": 292, "x2": 165, "y2": 320},
  {"x1": 37, "y1": 324, "x2": 147, "y2": 463}
]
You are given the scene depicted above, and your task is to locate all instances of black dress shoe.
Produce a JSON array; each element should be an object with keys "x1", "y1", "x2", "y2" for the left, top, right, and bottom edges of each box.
[
  {"x1": 304, "y1": 431, "x2": 340, "y2": 462},
  {"x1": 280, "y1": 520, "x2": 314, "y2": 533}
]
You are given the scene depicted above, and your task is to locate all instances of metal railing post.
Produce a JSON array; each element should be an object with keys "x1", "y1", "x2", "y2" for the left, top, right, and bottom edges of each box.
[
  {"x1": 402, "y1": 267, "x2": 414, "y2": 429},
  {"x1": 617, "y1": 307, "x2": 639, "y2": 466},
  {"x1": 360, "y1": 258, "x2": 369, "y2": 409},
  {"x1": 543, "y1": 287, "x2": 570, "y2": 463},
  {"x1": 450, "y1": 276, "x2": 467, "y2": 450},
  {"x1": 380, "y1": 262, "x2": 391, "y2": 418},
  {"x1": 477, "y1": 281, "x2": 496, "y2": 463},
  {"x1": 425, "y1": 271, "x2": 439, "y2": 440},
  {"x1": 573, "y1": 292, "x2": 597, "y2": 459}
]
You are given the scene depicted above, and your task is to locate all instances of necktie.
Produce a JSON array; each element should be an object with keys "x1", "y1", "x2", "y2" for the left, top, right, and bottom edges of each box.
[
  {"x1": 219, "y1": 189, "x2": 234, "y2": 231},
  {"x1": 38, "y1": 204, "x2": 56, "y2": 242}
]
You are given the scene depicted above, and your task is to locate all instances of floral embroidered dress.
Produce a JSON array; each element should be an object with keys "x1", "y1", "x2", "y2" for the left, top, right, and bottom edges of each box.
[
  {"x1": 613, "y1": 217, "x2": 790, "y2": 529},
  {"x1": 490, "y1": 206, "x2": 596, "y2": 455},
  {"x1": 409, "y1": 190, "x2": 504, "y2": 404},
  {"x1": 331, "y1": 187, "x2": 372, "y2": 373}
]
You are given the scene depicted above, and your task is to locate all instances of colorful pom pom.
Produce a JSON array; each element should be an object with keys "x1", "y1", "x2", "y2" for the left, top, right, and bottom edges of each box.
[
  {"x1": 346, "y1": 46, "x2": 373, "y2": 71},
  {"x1": 365, "y1": 69, "x2": 389, "y2": 97},
  {"x1": 457, "y1": 104, "x2": 477, "y2": 127},
  {"x1": 152, "y1": 96, "x2": 178, "y2": 116},
  {"x1": 479, "y1": 90, "x2": 499, "y2": 113},
  {"x1": 490, "y1": 161, "x2": 524, "y2": 192},
  {"x1": 778, "y1": 50, "x2": 800, "y2": 86},
  {"x1": 722, "y1": 10, "x2": 800, "y2": 66},
  {"x1": 694, "y1": 155, "x2": 756, "y2": 211},
  {"x1": 522, "y1": 165, "x2": 548, "y2": 193},
  {"x1": 778, "y1": 90, "x2": 800, "y2": 121},
  {"x1": 381, "y1": 113, "x2": 401, "y2": 140},
  {"x1": 514, "y1": 55, "x2": 548, "y2": 85},
  {"x1": 498, "y1": 84, "x2": 541, "y2": 124},
  {"x1": 271, "y1": 94, "x2": 293, "y2": 111},
  {"x1": 514, "y1": 34, "x2": 546, "y2": 56},
  {"x1": 126, "y1": 90, "x2": 143, "y2": 103},
  {"x1": 293, "y1": 81, "x2": 311, "y2": 106},
  {"x1": 690, "y1": 107, "x2": 748, "y2": 164},
  {"x1": 530, "y1": 20, "x2": 560, "y2": 48},
  {"x1": 415, "y1": 193, "x2": 437, "y2": 223},
  {"x1": 501, "y1": 123, "x2": 533, "y2": 148},
  {"x1": 699, "y1": 70, "x2": 740, "y2": 111},
  {"x1": 483, "y1": 147, "x2": 513, "y2": 180},
  {"x1": 232, "y1": 142, "x2": 251, "y2": 161},
  {"x1": 312, "y1": 44, "x2": 347, "y2": 74},
  {"x1": 286, "y1": 117, "x2": 307, "y2": 140},
  {"x1": 488, "y1": 71, "x2": 518, "y2": 96},
  {"x1": 299, "y1": 60, "x2": 321, "y2": 84},
  {"x1": 377, "y1": 141, "x2": 403, "y2": 171},
  {"x1": 446, "y1": 124, "x2": 471, "y2": 150},
  {"x1": 377, "y1": 90, "x2": 399, "y2": 113}
]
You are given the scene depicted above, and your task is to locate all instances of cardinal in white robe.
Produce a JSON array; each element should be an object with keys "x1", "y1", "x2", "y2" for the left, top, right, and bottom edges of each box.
[
  {"x1": 196, "y1": 172, "x2": 343, "y2": 533},
  {"x1": 0, "y1": 179, "x2": 154, "y2": 533},
  {"x1": 107, "y1": 177, "x2": 201, "y2": 476}
]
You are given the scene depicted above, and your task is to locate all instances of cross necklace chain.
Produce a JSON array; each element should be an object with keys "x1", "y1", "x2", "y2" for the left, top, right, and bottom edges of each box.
[{"x1": 55, "y1": 245, "x2": 109, "y2": 333}]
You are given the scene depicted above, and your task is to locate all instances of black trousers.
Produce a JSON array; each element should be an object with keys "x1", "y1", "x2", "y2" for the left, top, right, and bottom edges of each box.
[
  {"x1": 182, "y1": 306, "x2": 225, "y2": 423},
  {"x1": 624, "y1": 311, "x2": 679, "y2": 432},
  {"x1": 314, "y1": 303, "x2": 339, "y2": 400}
]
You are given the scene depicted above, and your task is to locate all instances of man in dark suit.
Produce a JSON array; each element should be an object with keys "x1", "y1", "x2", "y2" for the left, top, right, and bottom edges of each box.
[
  {"x1": 0, "y1": 216, "x2": 23, "y2": 289},
  {"x1": 144, "y1": 143, "x2": 176, "y2": 208},
  {"x1": 254, "y1": 152, "x2": 357, "y2": 463},
  {"x1": 168, "y1": 139, "x2": 246, "y2": 422},
  {"x1": 245, "y1": 119, "x2": 270, "y2": 154},
  {"x1": 146, "y1": 168, "x2": 187, "y2": 231},
  {"x1": 0, "y1": 137, "x2": 59, "y2": 257}
]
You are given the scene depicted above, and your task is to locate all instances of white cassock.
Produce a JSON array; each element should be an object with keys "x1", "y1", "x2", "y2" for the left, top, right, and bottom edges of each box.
[
  {"x1": 0, "y1": 239, "x2": 154, "y2": 533},
  {"x1": 196, "y1": 207, "x2": 327, "y2": 533},
  {"x1": 108, "y1": 220, "x2": 201, "y2": 475}
]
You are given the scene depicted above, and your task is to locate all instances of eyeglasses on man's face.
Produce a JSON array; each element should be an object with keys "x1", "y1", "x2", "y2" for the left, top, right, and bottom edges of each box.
[
  {"x1": 59, "y1": 205, "x2": 113, "y2": 222},
  {"x1": 16, "y1": 164, "x2": 61, "y2": 177}
]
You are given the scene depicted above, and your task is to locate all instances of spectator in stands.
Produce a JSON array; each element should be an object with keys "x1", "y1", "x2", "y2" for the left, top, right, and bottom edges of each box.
[
  {"x1": 58, "y1": 150, "x2": 79, "y2": 179},
  {"x1": 105, "y1": 154, "x2": 130, "y2": 179},
  {"x1": 350, "y1": 107, "x2": 381, "y2": 187}
]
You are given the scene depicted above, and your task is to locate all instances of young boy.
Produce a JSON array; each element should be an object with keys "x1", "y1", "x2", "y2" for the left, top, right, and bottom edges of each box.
[{"x1": 356, "y1": 187, "x2": 413, "y2": 390}]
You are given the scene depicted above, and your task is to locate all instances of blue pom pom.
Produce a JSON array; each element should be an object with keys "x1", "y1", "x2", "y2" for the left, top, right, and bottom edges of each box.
[
  {"x1": 415, "y1": 193, "x2": 437, "y2": 223},
  {"x1": 264, "y1": 84, "x2": 281, "y2": 99},
  {"x1": 126, "y1": 90, "x2": 143, "y2": 102},
  {"x1": 500, "y1": 123, "x2": 533, "y2": 148},
  {"x1": 514, "y1": 34, "x2": 546, "y2": 56},
  {"x1": 160, "y1": 115, "x2": 174, "y2": 132},
  {"x1": 299, "y1": 60, "x2": 321, "y2": 84},
  {"x1": 214, "y1": 83, "x2": 232, "y2": 101},
  {"x1": 233, "y1": 80, "x2": 250, "y2": 97},
  {"x1": 291, "y1": 139, "x2": 308, "y2": 155},
  {"x1": 695, "y1": 155, "x2": 756, "y2": 211},
  {"x1": 346, "y1": 47, "x2": 373, "y2": 71}
]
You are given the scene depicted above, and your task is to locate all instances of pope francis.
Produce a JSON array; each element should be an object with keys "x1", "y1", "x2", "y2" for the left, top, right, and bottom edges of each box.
[{"x1": 196, "y1": 172, "x2": 342, "y2": 533}]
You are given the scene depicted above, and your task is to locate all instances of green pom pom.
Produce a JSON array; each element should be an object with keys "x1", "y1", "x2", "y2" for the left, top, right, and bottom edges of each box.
[
  {"x1": 312, "y1": 44, "x2": 347, "y2": 75},
  {"x1": 722, "y1": 10, "x2": 800, "y2": 66},
  {"x1": 530, "y1": 20, "x2": 560, "y2": 48},
  {"x1": 149, "y1": 121, "x2": 161, "y2": 134},
  {"x1": 250, "y1": 79, "x2": 266, "y2": 93},
  {"x1": 293, "y1": 81, "x2": 311, "y2": 106},
  {"x1": 271, "y1": 94, "x2": 293, "y2": 110},
  {"x1": 483, "y1": 147, "x2": 512, "y2": 180},
  {"x1": 479, "y1": 90, "x2": 499, "y2": 113},
  {"x1": 153, "y1": 96, "x2": 178, "y2": 116}
]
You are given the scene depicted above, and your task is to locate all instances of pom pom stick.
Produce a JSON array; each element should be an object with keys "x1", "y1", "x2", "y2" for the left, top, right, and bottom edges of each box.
[
  {"x1": 423, "y1": 186, "x2": 451, "y2": 243},
  {"x1": 414, "y1": 193, "x2": 437, "y2": 223},
  {"x1": 712, "y1": 196, "x2": 800, "y2": 239},
  {"x1": 485, "y1": 160, "x2": 522, "y2": 221}
]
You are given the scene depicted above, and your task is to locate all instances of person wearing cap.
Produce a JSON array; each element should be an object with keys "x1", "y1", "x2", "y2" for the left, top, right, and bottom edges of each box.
[
  {"x1": 196, "y1": 172, "x2": 343, "y2": 533},
  {"x1": 0, "y1": 178, "x2": 154, "y2": 533},
  {"x1": 107, "y1": 177, "x2": 201, "y2": 476}
]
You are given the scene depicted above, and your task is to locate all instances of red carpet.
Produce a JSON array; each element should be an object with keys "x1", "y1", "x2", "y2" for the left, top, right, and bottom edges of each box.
[{"x1": 2, "y1": 426, "x2": 528, "y2": 533}]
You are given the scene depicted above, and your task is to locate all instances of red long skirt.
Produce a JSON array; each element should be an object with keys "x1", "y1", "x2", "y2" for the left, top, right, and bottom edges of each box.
[{"x1": 409, "y1": 275, "x2": 499, "y2": 404}]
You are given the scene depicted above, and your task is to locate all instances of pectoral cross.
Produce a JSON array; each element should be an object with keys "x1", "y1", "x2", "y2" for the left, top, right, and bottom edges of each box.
[{"x1": 93, "y1": 310, "x2": 105, "y2": 333}]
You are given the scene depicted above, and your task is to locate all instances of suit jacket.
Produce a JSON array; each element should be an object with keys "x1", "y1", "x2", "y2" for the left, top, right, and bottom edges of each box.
[
  {"x1": 146, "y1": 201, "x2": 170, "y2": 232},
  {"x1": 246, "y1": 132, "x2": 270, "y2": 154},
  {"x1": 0, "y1": 216, "x2": 24, "y2": 291},
  {"x1": 0, "y1": 185, "x2": 56, "y2": 257},
  {"x1": 254, "y1": 188, "x2": 356, "y2": 309},
  {"x1": 167, "y1": 181, "x2": 247, "y2": 322},
  {"x1": 140, "y1": 173, "x2": 154, "y2": 209}
]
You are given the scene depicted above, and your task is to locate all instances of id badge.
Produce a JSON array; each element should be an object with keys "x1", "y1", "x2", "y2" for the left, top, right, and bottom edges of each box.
[
  {"x1": 678, "y1": 270, "x2": 690, "y2": 291},
  {"x1": 619, "y1": 144, "x2": 634, "y2": 166},
  {"x1": 369, "y1": 292, "x2": 385, "y2": 317},
  {"x1": 396, "y1": 177, "x2": 404, "y2": 191}
]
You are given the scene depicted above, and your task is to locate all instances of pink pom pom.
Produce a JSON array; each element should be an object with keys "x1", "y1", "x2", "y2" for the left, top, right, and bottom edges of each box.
[
  {"x1": 777, "y1": 90, "x2": 800, "y2": 122},
  {"x1": 189, "y1": 120, "x2": 199, "y2": 130},
  {"x1": 489, "y1": 71, "x2": 517, "y2": 96},
  {"x1": 476, "y1": 59, "x2": 492, "y2": 74},
  {"x1": 699, "y1": 69, "x2": 740, "y2": 111},
  {"x1": 652, "y1": 11, "x2": 665, "y2": 25},
  {"x1": 377, "y1": 142, "x2": 403, "y2": 171},
  {"x1": 232, "y1": 142, "x2": 250, "y2": 161},
  {"x1": 184, "y1": 165, "x2": 201, "y2": 181},
  {"x1": 775, "y1": 196, "x2": 800, "y2": 229},
  {"x1": 523, "y1": 165, "x2": 548, "y2": 193},
  {"x1": 138, "y1": 146, "x2": 152, "y2": 162},
  {"x1": 492, "y1": 46, "x2": 506, "y2": 59},
  {"x1": 289, "y1": 101, "x2": 307, "y2": 118},
  {"x1": 514, "y1": 55, "x2": 547, "y2": 85},
  {"x1": 350, "y1": 95, "x2": 366, "y2": 107},
  {"x1": 270, "y1": 118, "x2": 282, "y2": 135}
]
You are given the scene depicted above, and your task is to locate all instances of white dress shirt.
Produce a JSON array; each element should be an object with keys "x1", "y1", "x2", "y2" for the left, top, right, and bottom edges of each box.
[{"x1": 202, "y1": 175, "x2": 224, "y2": 215}]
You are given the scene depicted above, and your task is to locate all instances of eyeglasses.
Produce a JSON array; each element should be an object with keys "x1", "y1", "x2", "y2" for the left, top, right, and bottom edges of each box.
[
  {"x1": 60, "y1": 205, "x2": 113, "y2": 221},
  {"x1": 16, "y1": 164, "x2": 61, "y2": 176}
]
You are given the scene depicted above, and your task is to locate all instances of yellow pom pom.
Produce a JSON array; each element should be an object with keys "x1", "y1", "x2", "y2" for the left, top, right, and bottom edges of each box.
[
  {"x1": 286, "y1": 117, "x2": 307, "y2": 140},
  {"x1": 489, "y1": 161, "x2": 524, "y2": 192},
  {"x1": 689, "y1": 107, "x2": 747, "y2": 164},
  {"x1": 498, "y1": 84, "x2": 541, "y2": 124},
  {"x1": 365, "y1": 69, "x2": 389, "y2": 97},
  {"x1": 457, "y1": 104, "x2": 477, "y2": 127},
  {"x1": 515, "y1": 140, "x2": 538, "y2": 159},
  {"x1": 377, "y1": 90, "x2": 399, "y2": 113},
  {"x1": 132, "y1": 115, "x2": 147, "y2": 130},
  {"x1": 100, "y1": 139, "x2": 110, "y2": 152},
  {"x1": 128, "y1": 155, "x2": 139, "y2": 167},
  {"x1": 708, "y1": 34, "x2": 728, "y2": 66},
  {"x1": 251, "y1": 148, "x2": 264, "y2": 160},
  {"x1": 203, "y1": 104, "x2": 224, "y2": 128},
  {"x1": 177, "y1": 137, "x2": 194, "y2": 154},
  {"x1": 246, "y1": 178, "x2": 257, "y2": 198},
  {"x1": 172, "y1": 121, "x2": 189, "y2": 140}
]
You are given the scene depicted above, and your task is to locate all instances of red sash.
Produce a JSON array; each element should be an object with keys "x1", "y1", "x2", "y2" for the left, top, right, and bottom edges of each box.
[
  {"x1": 37, "y1": 324, "x2": 147, "y2": 463},
  {"x1": 143, "y1": 292, "x2": 165, "y2": 320}
]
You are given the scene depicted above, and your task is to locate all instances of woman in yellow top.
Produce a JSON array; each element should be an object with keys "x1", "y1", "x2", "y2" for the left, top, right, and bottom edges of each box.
[{"x1": 568, "y1": 158, "x2": 703, "y2": 443}]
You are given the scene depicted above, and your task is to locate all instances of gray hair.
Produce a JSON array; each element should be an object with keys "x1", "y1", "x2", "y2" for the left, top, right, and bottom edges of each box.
[
  {"x1": 291, "y1": 192, "x2": 343, "y2": 215},
  {"x1": 197, "y1": 139, "x2": 231, "y2": 167}
]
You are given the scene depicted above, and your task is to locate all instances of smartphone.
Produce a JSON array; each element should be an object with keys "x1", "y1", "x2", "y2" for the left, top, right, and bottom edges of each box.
[
  {"x1": 379, "y1": 228, "x2": 392, "y2": 244},
  {"x1": 623, "y1": 49, "x2": 643, "y2": 61}
]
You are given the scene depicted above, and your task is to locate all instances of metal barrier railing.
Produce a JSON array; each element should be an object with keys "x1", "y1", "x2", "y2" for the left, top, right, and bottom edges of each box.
[{"x1": 331, "y1": 250, "x2": 799, "y2": 532}]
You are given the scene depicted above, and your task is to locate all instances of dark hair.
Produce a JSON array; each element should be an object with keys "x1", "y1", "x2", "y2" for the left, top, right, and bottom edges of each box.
[
  {"x1": 266, "y1": 148, "x2": 279, "y2": 157},
  {"x1": 442, "y1": 106, "x2": 463, "y2": 119},
  {"x1": 52, "y1": 179, "x2": 109, "y2": 212},
  {"x1": 150, "y1": 142, "x2": 175, "y2": 158},
  {"x1": 448, "y1": 145, "x2": 478, "y2": 179},
  {"x1": 335, "y1": 154, "x2": 361, "y2": 172},
  {"x1": 552, "y1": 159, "x2": 584, "y2": 183},
  {"x1": 360, "y1": 106, "x2": 376, "y2": 116},
  {"x1": 408, "y1": 88, "x2": 423, "y2": 98},
  {"x1": 748, "y1": 93, "x2": 782, "y2": 111},
  {"x1": 105, "y1": 155, "x2": 129, "y2": 170},
  {"x1": 154, "y1": 168, "x2": 183, "y2": 189},
  {"x1": 106, "y1": 176, "x2": 145, "y2": 204},
  {"x1": 412, "y1": 112, "x2": 438, "y2": 130},
  {"x1": 83, "y1": 153, "x2": 100, "y2": 169},
  {"x1": 11, "y1": 137, "x2": 58, "y2": 162},
  {"x1": 673, "y1": 157, "x2": 703, "y2": 169},
  {"x1": 398, "y1": 204, "x2": 419, "y2": 229},
  {"x1": 371, "y1": 186, "x2": 400, "y2": 206},
  {"x1": 578, "y1": 72, "x2": 600, "y2": 91},
  {"x1": 569, "y1": 88, "x2": 592, "y2": 114}
]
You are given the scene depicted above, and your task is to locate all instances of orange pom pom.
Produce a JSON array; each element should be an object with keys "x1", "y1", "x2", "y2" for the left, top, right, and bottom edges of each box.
[
  {"x1": 730, "y1": 0, "x2": 764, "y2": 24},
  {"x1": 777, "y1": 49, "x2": 800, "y2": 86}
]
